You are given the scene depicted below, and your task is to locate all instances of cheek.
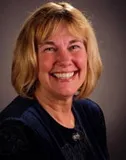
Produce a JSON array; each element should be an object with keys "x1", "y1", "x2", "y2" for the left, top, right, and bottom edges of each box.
[
  {"x1": 38, "y1": 54, "x2": 55, "y2": 72},
  {"x1": 74, "y1": 52, "x2": 87, "y2": 69}
]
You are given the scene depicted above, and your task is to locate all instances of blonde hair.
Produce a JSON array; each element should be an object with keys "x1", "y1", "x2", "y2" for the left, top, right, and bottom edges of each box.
[{"x1": 11, "y1": 2, "x2": 102, "y2": 99}]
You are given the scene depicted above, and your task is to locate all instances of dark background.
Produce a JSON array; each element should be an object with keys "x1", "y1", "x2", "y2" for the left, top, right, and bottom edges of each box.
[{"x1": 0, "y1": 0, "x2": 126, "y2": 159}]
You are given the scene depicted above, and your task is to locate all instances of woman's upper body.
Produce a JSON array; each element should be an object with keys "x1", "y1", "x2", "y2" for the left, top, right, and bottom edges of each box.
[
  {"x1": 0, "y1": 96, "x2": 109, "y2": 159},
  {"x1": 0, "y1": 1, "x2": 109, "y2": 159}
]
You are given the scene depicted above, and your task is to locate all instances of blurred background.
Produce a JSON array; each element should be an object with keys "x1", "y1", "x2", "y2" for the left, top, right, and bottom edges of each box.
[{"x1": 0, "y1": 0, "x2": 126, "y2": 159}]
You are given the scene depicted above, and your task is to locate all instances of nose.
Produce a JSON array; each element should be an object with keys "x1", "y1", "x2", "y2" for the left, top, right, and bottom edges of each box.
[{"x1": 56, "y1": 48, "x2": 72, "y2": 67}]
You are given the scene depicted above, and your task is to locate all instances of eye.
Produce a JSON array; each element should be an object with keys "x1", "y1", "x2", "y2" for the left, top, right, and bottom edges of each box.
[
  {"x1": 69, "y1": 45, "x2": 80, "y2": 51},
  {"x1": 44, "y1": 47, "x2": 57, "y2": 53}
]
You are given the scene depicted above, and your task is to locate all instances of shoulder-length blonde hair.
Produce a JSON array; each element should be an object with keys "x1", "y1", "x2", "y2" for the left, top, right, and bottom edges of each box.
[{"x1": 12, "y1": 2, "x2": 102, "y2": 99}]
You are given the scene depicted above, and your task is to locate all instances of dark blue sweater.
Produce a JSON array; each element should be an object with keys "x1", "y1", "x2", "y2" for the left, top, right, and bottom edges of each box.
[{"x1": 0, "y1": 96, "x2": 109, "y2": 159}]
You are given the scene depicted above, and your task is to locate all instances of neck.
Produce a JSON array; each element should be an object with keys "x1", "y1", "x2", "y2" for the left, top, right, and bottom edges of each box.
[{"x1": 35, "y1": 89, "x2": 75, "y2": 128}]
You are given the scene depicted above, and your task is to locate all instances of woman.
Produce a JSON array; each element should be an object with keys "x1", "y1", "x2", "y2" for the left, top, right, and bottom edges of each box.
[{"x1": 0, "y1": 2, "x2": 109, "y2": 159}]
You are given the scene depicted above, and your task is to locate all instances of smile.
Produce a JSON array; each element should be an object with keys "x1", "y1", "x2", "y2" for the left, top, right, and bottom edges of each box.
[{"x1": 51, "y1": 71, "x2": 77, "y2": 79}]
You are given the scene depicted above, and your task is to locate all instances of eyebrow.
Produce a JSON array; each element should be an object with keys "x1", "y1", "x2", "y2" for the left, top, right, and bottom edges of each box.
[
  {"x1": 38, "y1": 39, "x2": 83, "y2": 46},
  {"x1": 69, "y1": 39, "x2": 83, "y2": 44}
]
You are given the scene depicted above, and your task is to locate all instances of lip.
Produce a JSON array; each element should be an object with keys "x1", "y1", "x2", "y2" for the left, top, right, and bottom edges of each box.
[
  {"x1": 50, "y1": 70, "x2": 79, "y2": 80},
  {"x1": 50, "y1": 69, "x2": 78, "y2": 74}
]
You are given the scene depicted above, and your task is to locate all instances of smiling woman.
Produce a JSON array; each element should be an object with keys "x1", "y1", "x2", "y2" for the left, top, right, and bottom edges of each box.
[{"x1": 0, "y1": 2, "x2": 109, "y2": 159}]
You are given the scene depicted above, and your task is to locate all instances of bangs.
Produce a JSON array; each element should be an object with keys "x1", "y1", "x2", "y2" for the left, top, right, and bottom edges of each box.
[
  {"x1": 35, "y1": 18, "x2": 63, "y2": 44},
  {"x1": 35, "y1": 14, "x2": 88, "y2": 46},
  {"x1": 67, "y1": 22, "x2": 87, "y2": 43}
]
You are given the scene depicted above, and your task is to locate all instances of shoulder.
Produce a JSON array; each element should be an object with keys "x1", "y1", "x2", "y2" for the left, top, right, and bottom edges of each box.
[
  {"x1": 0, "y1": 96, "x2": 50, "y2": 140},
  {"x1": 73, "y1": 98, "x2": 105, "y2": 127},
  {"x1": 73, "y1": 98, "x2": 103, "y2": 116},
  {"x1": 0, "y1": 96, "x2": 37, "y2": 122}
]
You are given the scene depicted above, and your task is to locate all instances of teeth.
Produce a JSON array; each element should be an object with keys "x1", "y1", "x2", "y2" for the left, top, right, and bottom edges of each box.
[{"x1": 53, "y1": 72, "x2": 74, "y2": 79}]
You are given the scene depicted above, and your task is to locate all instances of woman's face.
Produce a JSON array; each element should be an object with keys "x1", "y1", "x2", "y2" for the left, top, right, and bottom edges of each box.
[{"x1": 36, "y1": 24, "x2": 87, "y2": 100}]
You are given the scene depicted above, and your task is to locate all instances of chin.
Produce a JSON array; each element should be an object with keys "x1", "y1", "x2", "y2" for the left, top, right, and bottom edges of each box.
[{"x1": 55, "y1": 89, "x2": 77, "y2": 98}]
